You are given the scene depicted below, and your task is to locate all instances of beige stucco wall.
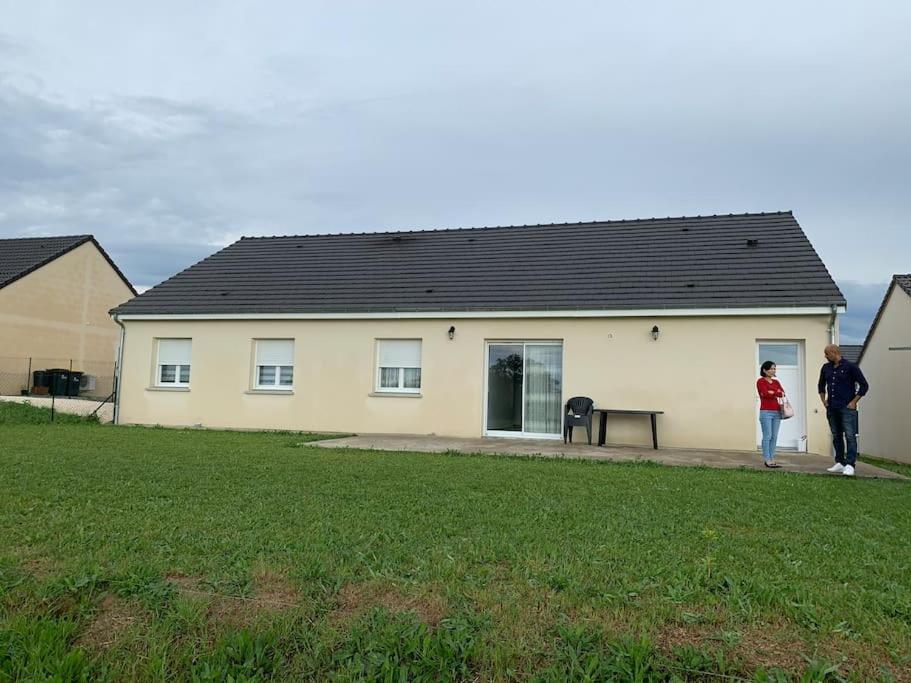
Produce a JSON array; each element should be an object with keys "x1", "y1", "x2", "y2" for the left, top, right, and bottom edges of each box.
[
  {"x1": 0, "y1": 241, "x2": 135, "y2": 391},
  {"x1": 858, "y1": 287, "x2": 911, "y2": 463},
  {"x1": 117, "y1": 314, "x2": 836, "y2": 453}
]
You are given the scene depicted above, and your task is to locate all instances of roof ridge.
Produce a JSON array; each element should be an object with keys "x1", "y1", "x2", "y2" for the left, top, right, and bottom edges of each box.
[
  {"x1": 0, "y1": 234, "x2": 93, "y2": 242},
  {"x1": 237, "y1": 210, "x2": 794, "y2": 241}
]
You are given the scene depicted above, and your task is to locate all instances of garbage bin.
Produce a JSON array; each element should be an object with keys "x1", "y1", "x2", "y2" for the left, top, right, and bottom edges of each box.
[
  {"x1": 67, "y1": 371, "x2": 83, "y2": 396},
  {"x1": 32, "y1": 370, "x2": 48, "y2": 393},
  {"x1": 46, "y1": 369, "x2": 69, "y2": 396}
]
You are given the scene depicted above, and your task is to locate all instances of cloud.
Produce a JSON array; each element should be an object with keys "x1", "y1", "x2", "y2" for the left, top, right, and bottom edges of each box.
[{"x1": 0, "y1": 1, "x2": 909, "y2": 291}]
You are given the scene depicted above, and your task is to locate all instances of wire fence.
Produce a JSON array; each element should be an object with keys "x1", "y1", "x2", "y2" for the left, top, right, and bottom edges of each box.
[
  {"x1": 0, "y1": 395, "x2": 115, "y2": 423},
  {"x1": 0, "y1": 356, "x2": 116, "y2": 400}
]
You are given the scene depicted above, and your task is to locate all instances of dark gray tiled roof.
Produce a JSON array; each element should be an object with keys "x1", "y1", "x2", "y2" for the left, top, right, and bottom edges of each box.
[
  {"x1": 0, "y1": 235, "x2": 135, "y2": 294},
  {"x1": 112, "y1": 211, "x2": 845, "y2": 315},
  {"x1": 839, "y1": 345, "x2": 862, "y2": 363},
  {"x1": 857, "y1": 274, "x2": 911, "y2": 364},
  {"x1": 896, "y1": 274, "x2": 911, "y2": 297}
]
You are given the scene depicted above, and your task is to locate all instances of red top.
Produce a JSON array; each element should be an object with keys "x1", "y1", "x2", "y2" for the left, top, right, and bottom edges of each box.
[{"x1": 757, "y1": 378, "x2": 784, "y2": 411}]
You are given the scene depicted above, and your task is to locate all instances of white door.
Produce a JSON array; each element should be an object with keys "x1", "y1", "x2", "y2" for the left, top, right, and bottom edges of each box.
[
  {"x1": 485, "y1": 342, "x2": 563, "y2": 438},
  {"x1": 756, "y1": 342, "x2": 806, "y2": 452}
]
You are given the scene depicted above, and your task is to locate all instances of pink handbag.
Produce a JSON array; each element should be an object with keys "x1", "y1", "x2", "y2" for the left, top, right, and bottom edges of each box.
[{"x1": 780, "y1": 397, "x2": 795, "y2": 420}]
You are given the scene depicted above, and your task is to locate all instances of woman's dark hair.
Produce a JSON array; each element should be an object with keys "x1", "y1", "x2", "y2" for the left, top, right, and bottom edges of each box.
[{"x1": 760, "y1": 360, "x2": 776, "y2": 378}]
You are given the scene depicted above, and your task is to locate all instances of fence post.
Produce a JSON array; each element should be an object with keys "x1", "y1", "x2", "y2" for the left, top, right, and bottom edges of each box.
[
  {"x1": 26, "y1": 357, "x2": 32, "y2": 395},
  {"x1": 50, "y1": 393, "x2": 55, "y2": 422}
]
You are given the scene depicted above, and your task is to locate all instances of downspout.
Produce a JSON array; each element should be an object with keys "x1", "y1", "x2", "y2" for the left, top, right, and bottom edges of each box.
[
  {"x1": 827, "y1": 305, "x2": 838, "y2": 345},
  {"x1": 113, "y1": 314, "x2": 126, "y2": 425}
]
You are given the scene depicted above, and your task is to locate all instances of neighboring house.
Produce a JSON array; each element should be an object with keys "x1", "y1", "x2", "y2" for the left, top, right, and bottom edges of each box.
[
  {"x1": 856, "y1": 275, "x2": 911, "y2": 463},
  {"x1": 111, "y1": 211, "x2": 846, "y2": 453},
  {"x1": 0, "y1": 235, "x2": 136, "y2": 395},
  {"x1": 838, "y1": 345, "x2": 862, "y2": 363}
]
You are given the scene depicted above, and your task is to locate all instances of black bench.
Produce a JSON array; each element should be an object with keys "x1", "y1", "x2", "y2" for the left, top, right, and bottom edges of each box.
[{"x1": 593, "y1": 409, "x2": 665, "y2": 450}]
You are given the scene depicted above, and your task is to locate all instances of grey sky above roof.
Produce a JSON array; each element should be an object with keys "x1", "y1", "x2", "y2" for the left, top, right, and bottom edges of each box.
[
  {"x1": 112, "y1": 212, "x2": 845, "y2": 315},
  {"x1": 1, "y1": 3, "x2": 908, "y2": 331}
]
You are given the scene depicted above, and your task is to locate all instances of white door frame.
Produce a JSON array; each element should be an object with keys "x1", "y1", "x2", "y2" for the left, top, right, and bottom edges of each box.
[
  {"x1": 755, "y1": 340, "x2": 807, "y2": 452},
  {"x1": 483, "y1": 340, "x2": 564, "y2": 439}
]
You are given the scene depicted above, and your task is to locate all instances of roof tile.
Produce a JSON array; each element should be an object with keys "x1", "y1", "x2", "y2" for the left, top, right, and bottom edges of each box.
[{"x1": 112, "y1": 212, "x2": 845, "y2": 315}]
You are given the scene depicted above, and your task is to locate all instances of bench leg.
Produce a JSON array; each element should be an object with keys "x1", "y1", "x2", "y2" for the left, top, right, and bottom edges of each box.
[
  {"x1": 651, "y1": 413, "x2": 658, "y2": 449},
  {"x1": 598, "y1": 412, "x2": 607, "y2": 447}
]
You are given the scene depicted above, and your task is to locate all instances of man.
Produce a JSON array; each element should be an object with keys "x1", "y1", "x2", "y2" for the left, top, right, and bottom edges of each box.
[{"x1": 818, "y1": 344, "x2": 869, "y2": 476}]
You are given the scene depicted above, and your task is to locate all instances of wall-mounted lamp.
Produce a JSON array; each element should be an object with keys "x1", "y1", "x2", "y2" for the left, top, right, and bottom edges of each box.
[
  {"x1": 448, "y1": 325, "x2": 456, "y2": 340},
  {"x1": 651, "y1": 325, "x2": 660, "y2": 341}
]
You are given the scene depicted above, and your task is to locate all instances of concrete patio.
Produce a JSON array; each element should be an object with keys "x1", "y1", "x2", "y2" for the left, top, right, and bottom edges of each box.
[{"x1": 310, "y1": 434, "x2": 906, "y2": 480}]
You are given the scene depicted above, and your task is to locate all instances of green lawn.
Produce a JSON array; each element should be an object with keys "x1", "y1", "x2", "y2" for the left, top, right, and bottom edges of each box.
[
  {"x1": 859, "y1": 454, "x2": 911, "y2": 479},
  {"x1": 1, "y1": 403, "x2": 909, "y2": 681}
]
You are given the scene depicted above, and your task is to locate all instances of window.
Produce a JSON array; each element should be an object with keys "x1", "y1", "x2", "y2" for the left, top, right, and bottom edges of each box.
[
  {"x1": 376, "y1": 339, "x2": 421, "y2": 392},
  {"x1": 156, "y1": 339, "x2": 191, "y2": 387},
  {"x1": 254, "y1": 339, "x2": 294, "y2": 389}
]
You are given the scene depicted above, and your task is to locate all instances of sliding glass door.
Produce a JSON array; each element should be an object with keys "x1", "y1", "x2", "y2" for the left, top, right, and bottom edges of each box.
[{"x1": 486, "y1": 342, "x2": 563, "y2": 438}]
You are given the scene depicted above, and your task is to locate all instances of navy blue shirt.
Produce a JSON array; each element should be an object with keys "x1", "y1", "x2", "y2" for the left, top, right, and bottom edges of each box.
[{"x1": 818, "y1": 359, "x2": 869, "y2": 410}]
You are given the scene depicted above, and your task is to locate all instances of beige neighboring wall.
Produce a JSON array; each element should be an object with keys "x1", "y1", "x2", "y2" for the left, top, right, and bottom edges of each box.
[
  {"x1": 0, "y1": 241, "x2": 134, "y2": 368},
  {"x1": 118, "y1": 313, "x2": 835, "y2": 453},
  {"x1": 858, "y1": 287, "x2": 911, "y2": 463}
]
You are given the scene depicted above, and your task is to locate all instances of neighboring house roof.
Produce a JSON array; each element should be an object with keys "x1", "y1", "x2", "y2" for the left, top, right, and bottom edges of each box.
[
  {"x1": 0, "y1": 235, "x2": 136, "y2": 295},
  {"x1": 112, "y1": 211, "x2": 845, "y2": 316},
  {"x1": 857, "y1": 274, "x2": 911, "y2": 364},
  {"x1": 839, "y1": 345, "x2": 863, "y2": 363}
]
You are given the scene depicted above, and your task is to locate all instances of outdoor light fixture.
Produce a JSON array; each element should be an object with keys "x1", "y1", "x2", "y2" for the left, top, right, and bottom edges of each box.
[
  {"x1": 448, "y1": 325, "x2": 456, "y2": 340},
  {"x1": 651, "y1": 325, "x2": 660, "y2": 341}
]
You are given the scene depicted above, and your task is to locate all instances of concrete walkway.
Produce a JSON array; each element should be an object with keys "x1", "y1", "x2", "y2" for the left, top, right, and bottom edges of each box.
[{"x1": 310, "y1": 434, "x2": 906, "y2": 480}]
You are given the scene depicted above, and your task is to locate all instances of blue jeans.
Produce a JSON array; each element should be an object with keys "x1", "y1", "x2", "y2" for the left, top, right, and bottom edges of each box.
[
  {"x1": 759, "y1": 410, "x2": 781, "y2": 462},
  {"x1": 827, "y1": 407, "x2": 858, "y2": 466}
]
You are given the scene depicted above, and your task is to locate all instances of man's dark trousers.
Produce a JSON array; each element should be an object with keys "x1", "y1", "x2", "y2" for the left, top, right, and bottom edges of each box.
[{"x1": 827, "y1": 407, "x2": 858, "y2": 466}]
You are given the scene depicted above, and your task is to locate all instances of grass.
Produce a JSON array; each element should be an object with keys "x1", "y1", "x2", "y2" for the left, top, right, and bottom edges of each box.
[
  {"x1": 1, "y1": 403, "x2": 909, "y2": 681},
  {"x1": 859, "y1": 454, "x2": 911, "y2": 479},
  {"x1": 0, "y1": 399, "x2": 99, "y2": 425}
]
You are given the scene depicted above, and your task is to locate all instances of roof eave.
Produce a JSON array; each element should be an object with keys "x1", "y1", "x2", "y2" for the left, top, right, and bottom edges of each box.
[{"x1": 111, "y1": 303, "x2": 847, "y2": 320}]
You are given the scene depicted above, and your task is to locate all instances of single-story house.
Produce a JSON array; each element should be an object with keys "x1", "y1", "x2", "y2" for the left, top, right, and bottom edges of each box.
[
  {"x1": 1, "y1": 235, "x2": 136, "y2": 396},
  {"x1": 110, "y1": 211, "x2": 846, "y2": 453},
  {"x1": 838, "y1": 345, "x2": 862, "y2": 363},
  {"x1": 856, "y1": 274, "x2": 911, "y2": 463}
]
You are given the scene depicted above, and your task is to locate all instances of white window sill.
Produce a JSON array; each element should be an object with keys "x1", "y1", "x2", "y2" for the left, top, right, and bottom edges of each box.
[
  {"x1": 369, "y1": 391, "x2": 422, "y2": 398},
  {"x1": 245, "y1": 389, "x2": 294, "y2": 395},
  {"x1": 146, "y1": 386, "x2": 190, "y2": 392}
]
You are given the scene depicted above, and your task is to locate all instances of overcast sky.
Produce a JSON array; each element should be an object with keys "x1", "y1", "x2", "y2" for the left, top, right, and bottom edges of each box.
[{"x1": 1, "y1": 1, "x2": 908, "y2": 342}]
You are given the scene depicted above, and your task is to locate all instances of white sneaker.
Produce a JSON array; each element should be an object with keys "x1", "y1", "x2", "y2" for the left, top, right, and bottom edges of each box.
[
  {"x1": 827, "y1": 463, "x2": 845, "y2": 473},
  {"x1": 843, "y1": 465, "x2": 855, "y2": 477}
]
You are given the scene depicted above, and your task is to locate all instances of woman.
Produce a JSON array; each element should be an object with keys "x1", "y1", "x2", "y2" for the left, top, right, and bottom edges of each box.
[{"x1": 757, "y1": 360, "x2": 785, "y2": 468}]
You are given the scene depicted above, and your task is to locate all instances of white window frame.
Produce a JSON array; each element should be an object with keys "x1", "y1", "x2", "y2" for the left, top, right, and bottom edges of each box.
[
  {"x1": 253, "y1": 339, "x2": 295, "y2": 390},
  {"x1": 375, "y1": 339, "x2": 422, "y2": 393},
  {"x1": 155, "y1": 339, "x2": 191, "y2": 388}
]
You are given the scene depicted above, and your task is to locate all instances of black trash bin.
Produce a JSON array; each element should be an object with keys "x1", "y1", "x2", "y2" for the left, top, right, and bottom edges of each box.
[
  {"x1": 46, "y1": 369, "x2": 69, "y2": 396},
  {"x1": 32, "y1": 370, "x2": 48, "y2": 391},
  {"x1": 67, "y1": 371, "x2": 83, "y2": 397}
]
